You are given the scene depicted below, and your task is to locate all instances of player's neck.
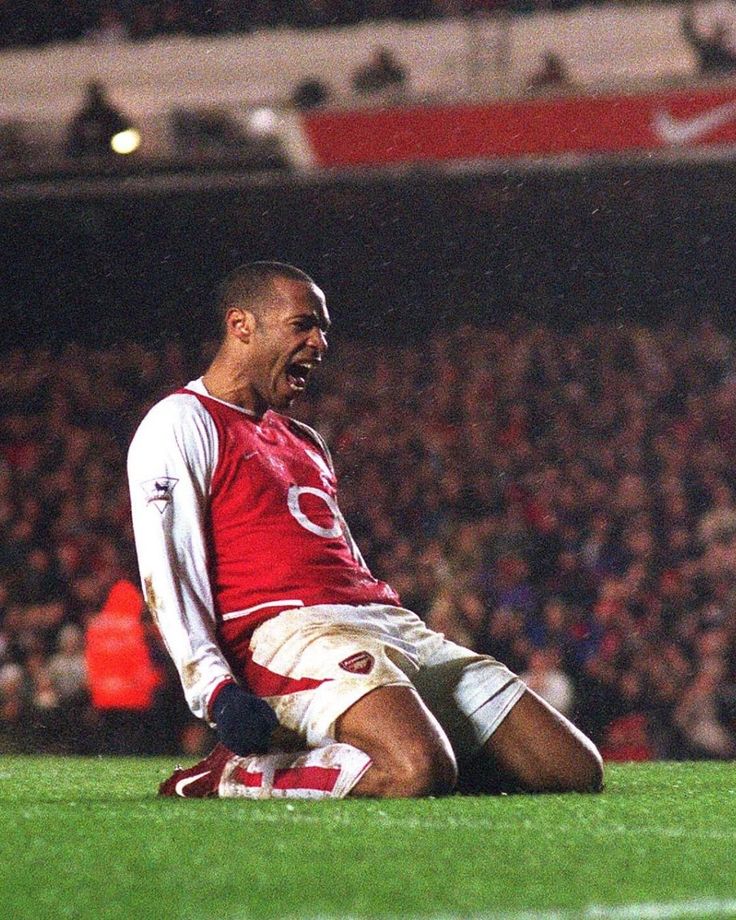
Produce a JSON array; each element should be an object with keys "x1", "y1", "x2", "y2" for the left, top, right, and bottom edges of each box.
[{"x1": 202, "y1": 364, "x2": 266, "y2": 418}]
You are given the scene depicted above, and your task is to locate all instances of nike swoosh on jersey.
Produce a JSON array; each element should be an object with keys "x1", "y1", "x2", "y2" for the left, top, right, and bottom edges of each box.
[
  {"x1": 174, "y1": 770, "x2": 211, "y2": 797},
  {"x1": 652, "y1": 101, "x2": 736, "y2": 145}
]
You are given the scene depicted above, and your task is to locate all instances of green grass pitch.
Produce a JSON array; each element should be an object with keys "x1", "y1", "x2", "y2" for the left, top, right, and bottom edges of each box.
[{"x1": 3, "y1": 758, "x2": 736, "y2": 920}]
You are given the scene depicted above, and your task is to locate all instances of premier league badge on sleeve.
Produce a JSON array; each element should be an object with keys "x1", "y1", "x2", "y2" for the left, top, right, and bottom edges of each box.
[{"x1": 141, "y1": 477, "x2": 179, "y2": 514}]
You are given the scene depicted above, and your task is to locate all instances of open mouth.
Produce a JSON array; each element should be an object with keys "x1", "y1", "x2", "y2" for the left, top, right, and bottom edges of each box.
[{"x1": 286, "y1": 361, "x2": 316, "y2": 392}]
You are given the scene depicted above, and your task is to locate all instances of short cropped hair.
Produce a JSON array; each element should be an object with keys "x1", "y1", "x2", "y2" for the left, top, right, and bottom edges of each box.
[{"x1": 214, "y1": 261, "x2": 316, "y2": 332}]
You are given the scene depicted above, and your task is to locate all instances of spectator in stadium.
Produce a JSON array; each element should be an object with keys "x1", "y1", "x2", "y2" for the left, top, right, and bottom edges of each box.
[
  {"x1": 84, "y1": 579, "x2": 162, "y2": 754},
  {"x1": 291, "y1": 77, "x2": 332, "y2": 110},
  {"x1": 681, "y1": 2, "x2": 736, "y2": 75},
  {"x1": 674, "y1": 657, "x2": 736, "y2": 758},
  {"x1": 48, "y1": 623, "x2": 89, "y2": 751},
  {"x1": 65, "y1": 81, "x2": 131, "y2": 159},
  {"x1": 128, "y1": 261, "x2": 603, "y2": 800},
  {"x1": 425, "y1": 582, "x2": 485, "y2": 649},
  {"x1": 525, "y1": 51, "x2": 572, "y2": 93},
  {"x1": 351, "y1": 47, "x2": 408, "y2": 98},
  {"x1": 86, "y1": 4, "x2": 129, "y2": 43},
  {"x1": 598, "y1": 713, "x2": 655, "y2": 763},
  {"x1": 0, "y1": 662, "x2": 31, "y2": 751},
  {"x1": 520, "y1": 647, "x2": 574, "y2": 717}
]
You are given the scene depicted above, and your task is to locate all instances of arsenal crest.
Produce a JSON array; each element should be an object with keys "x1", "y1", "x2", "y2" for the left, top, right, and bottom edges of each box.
[{"x1": 339, "y1": 651, "x2": 375, "y2": 675}]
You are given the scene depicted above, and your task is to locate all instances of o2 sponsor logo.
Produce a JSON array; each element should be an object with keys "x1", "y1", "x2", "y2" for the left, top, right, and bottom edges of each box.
[{"x1": 287, "y1": 485, "x2": 342, "y2": 538}]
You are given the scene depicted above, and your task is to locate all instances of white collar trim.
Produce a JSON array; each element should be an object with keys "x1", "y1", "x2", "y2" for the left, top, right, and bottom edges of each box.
[{"x1": 186, "y1": 377, "x2": 258, "y2": 417}]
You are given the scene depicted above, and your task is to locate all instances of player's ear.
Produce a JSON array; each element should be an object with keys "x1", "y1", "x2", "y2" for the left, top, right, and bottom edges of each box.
[{"x1": 226, "y1": 307, "x2": 257, "y2": 344}]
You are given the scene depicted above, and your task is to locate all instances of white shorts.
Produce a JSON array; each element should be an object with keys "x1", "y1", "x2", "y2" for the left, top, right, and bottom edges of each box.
[{"x1": 244, "y1": 604, "x2": 526, "y2": 759}]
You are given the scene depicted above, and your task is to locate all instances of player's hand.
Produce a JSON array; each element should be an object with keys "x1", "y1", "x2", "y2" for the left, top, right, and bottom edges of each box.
[{"x1": 211, "y1": 683, "x2": 279, "y2": 755}]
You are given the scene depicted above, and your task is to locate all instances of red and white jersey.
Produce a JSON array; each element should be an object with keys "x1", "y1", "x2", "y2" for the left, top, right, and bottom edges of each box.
[{"x1": 127, "y1": 378, "x2": 400, "y2": 721}]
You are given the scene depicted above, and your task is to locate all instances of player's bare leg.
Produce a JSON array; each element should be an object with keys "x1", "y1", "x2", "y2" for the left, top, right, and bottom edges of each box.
[
  {"x1": 159, "y1": 683, "x2": 458, "y2": 801},
  {"x1": 335, "y1": 685, "x2": 458, "y2": 797},
  {"x1": 460, "y1": 689, "x2": 603, "y2": 795}
]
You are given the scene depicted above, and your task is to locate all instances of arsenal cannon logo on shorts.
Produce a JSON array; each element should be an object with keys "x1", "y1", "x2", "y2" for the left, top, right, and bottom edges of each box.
[{"x1": 339, "y1": 651, "x2": 375, "y2": 675}]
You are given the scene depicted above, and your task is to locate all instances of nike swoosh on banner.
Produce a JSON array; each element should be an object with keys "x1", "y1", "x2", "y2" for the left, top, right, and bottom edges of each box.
[
  {"x1": 174, "y1": 770, "x2": 211, "y2": 797},
  {"x1": 652, "y1": 100, "x2": 736, "y2": 145}
]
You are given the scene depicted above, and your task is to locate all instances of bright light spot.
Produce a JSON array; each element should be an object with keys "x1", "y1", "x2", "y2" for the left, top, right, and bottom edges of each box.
[
  {"x1": 110, "y1": 127, "x2": 141, "y2": 155},
  {"x1": 248, "y1": 107, "x2": 279, "y2": 135}
]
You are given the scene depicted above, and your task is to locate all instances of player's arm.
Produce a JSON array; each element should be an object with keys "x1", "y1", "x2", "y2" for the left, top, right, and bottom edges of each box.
[{"x1": 127, "y1": 395, "x2": 276, "y2": 753}]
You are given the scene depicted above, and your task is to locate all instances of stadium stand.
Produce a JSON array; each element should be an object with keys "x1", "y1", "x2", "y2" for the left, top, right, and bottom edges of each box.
[
  {"x1": 1, "y1": 2, "x2": 728, "y2": 170},
  {"x1": 1, "y1": 323, "x2": 736, "y2": 758},
  {"x1": 2, "y1": 1, "x2": 734, "y2": 52},
  {"x1": 0, "y1": 2, "x2": 636, "y2": 48}
]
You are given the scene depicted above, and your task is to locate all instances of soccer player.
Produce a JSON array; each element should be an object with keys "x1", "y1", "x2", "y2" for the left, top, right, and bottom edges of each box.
[{"x1": 128, "y1": 262, "x2": 603, "y2": 799}]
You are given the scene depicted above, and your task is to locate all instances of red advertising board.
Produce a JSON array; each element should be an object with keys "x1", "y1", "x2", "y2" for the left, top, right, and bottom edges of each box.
[{"x1": 302, "y1": 84, "x2": 736, "y2": 167}]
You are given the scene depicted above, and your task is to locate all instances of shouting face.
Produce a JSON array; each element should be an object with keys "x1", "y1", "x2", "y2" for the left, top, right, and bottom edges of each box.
[{"x1": 237, "y1": 277, "x2": 330, "y2": 415}]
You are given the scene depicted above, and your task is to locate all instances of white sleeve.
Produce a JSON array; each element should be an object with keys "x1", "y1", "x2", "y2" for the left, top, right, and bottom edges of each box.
[{"x1": 127, "y1": 393, "x2": 233, "y2": 722}]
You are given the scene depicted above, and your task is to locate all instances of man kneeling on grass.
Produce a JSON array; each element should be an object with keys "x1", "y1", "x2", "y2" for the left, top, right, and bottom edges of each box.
[{"x1": 128, "y1": 262, "x2": 604, "y2": 800}]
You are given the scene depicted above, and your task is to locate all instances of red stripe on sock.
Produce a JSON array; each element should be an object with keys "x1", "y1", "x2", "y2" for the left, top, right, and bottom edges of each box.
[
  {"x1": 233, "y1": 765, "x2": 263, "y2": 788},
  {"x1": 273, "y1": 765, "x2": 341, "y2": 792}
]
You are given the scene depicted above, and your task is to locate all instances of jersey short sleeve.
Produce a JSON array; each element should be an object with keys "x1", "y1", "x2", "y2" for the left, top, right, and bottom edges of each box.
[{"x1": 127, "y1": 392, "x2": 233, "y2": 722}]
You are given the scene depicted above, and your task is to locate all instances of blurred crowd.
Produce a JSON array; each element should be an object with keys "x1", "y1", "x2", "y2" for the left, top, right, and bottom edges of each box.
[
  {"x1": 3, "y1": 318, "x2": 736, "y2": 761},
  {"x1": 0, "y1": 0, "x2": 671, "y2": 49}
]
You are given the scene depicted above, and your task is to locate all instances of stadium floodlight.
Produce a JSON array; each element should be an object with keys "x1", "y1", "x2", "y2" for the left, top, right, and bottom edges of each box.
[
  {"x1": 247, "y1": 107, "x2": 279, "y2": 136},
  {"x1": 170, "y1": 107, "x2": 290, "y2": 170},
  {"x1": 110, "y1": 127, "x2": 141, "y2": 155}
]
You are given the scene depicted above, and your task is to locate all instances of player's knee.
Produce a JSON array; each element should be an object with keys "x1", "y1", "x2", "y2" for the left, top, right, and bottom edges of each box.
[
  {"x1": 523, "y1": 734, "x2": 604, "y2": 794},
  {"x1": 382, "y1": 742, "x2": 458, "y2": 798},
  {"x1": 407, "y1": 743, "x2": 458, "y2": 797},
  {"x1": 574, "y1": 744, "x2": 604, "y2": 793},
  {"x1": 559, "y1": 742, "x2": 604, "y2": 794}
]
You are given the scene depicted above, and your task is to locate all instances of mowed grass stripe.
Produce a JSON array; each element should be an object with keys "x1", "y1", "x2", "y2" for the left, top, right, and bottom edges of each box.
[
  {"x1": 145, "y1": 806, "x2": 736, "y2": 841},
  {"x1": 294, "y1": 900, "x2": 736, "y2": 920}
]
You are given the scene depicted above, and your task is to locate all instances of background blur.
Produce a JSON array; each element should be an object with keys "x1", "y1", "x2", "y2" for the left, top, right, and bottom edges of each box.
[{"x1": 3, "y1": 0, "x2": 736, "y2": 762}]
